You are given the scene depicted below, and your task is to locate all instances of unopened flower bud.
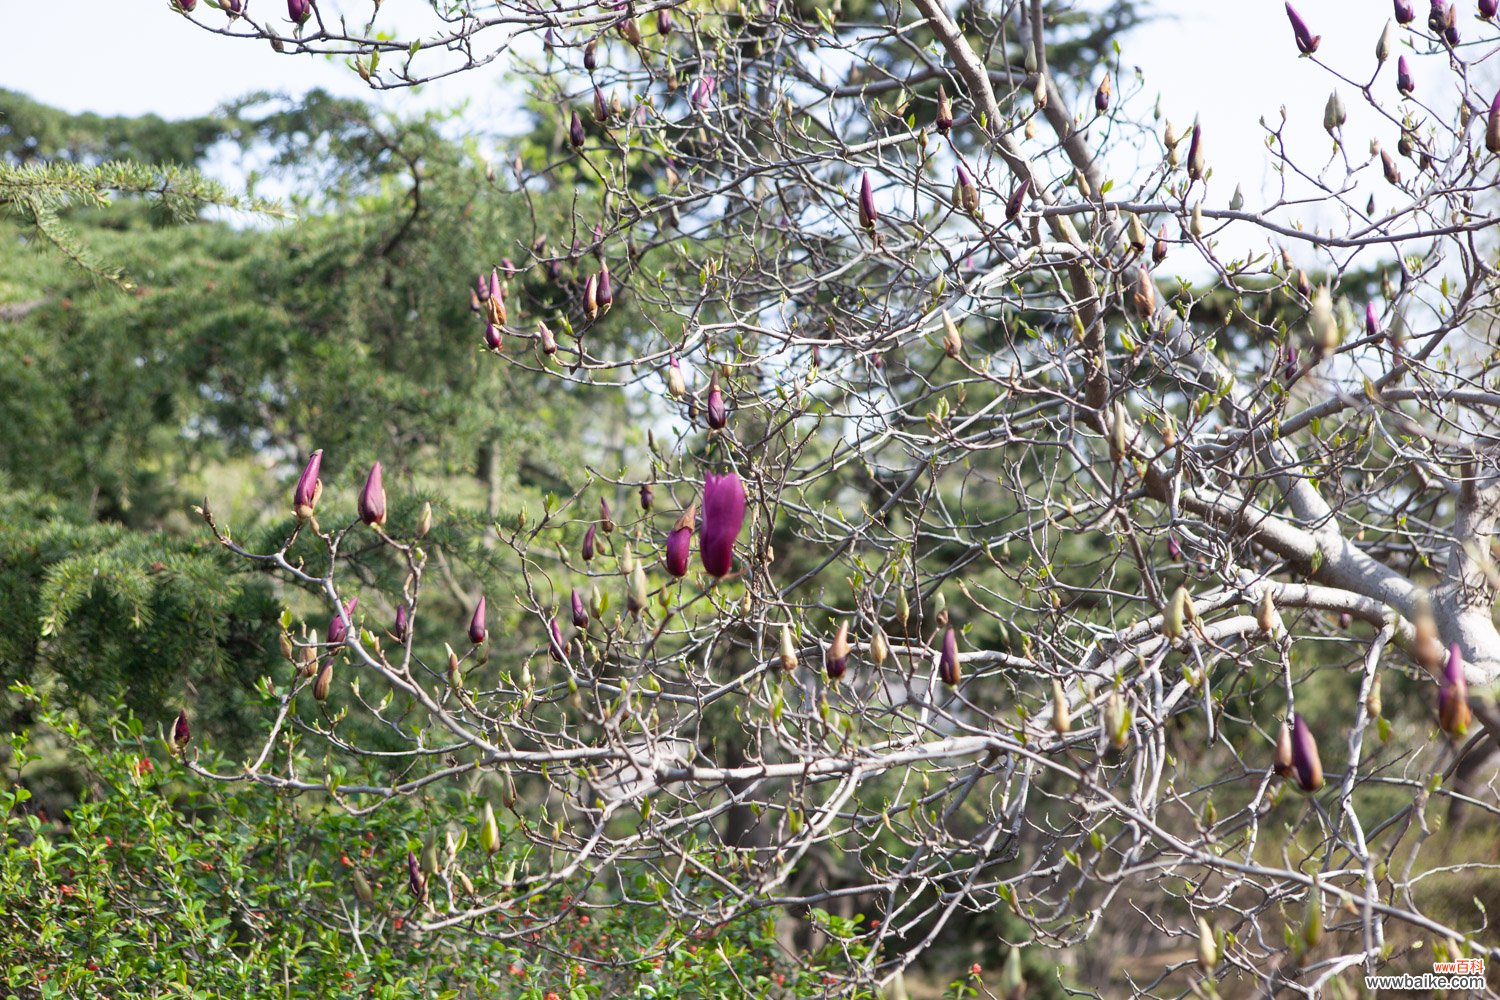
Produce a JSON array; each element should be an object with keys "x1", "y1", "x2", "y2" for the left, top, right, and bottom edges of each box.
[
  {"x1": 780, "y1": 622, "x2": 799, "y2": 671},
  {"x1": 938, "y1": 627, "x2": 961, "y2": 686},
  {"x1": 468, "y1": 595, "x2": 488, "y2": 645},
  {"x1": 857, "y1": 172, "x2": 878, "y2": 232},
  {"x1": 1438, "y1": 643, "x2": 1473, "y2": 737},
  {"x1": 935, "y1": 84, "x2": 953, "y2": 133},
  {"x1": 313, "y1": 658, "x2": 334, "y2": 701},
  {"x1": 569, "y1": 110, "x2": 586, "y2": 149},
  {"x1": 293, "y1": 449, "x2": 324, "y2": 519},
  {"x1": 1285, "y1": 3, "x2": 1320, "y2": 55},
  {"x1": 358, "y1": 462, "x2": 387, "y2": 527},
  {"x1": 826, "y1": 621, "x2": 850, "y2": 680},
  {"x1": 1290, "y1": 713, "x2": 1324, "y2": 793},
  {"x1": 172, "y1": 709, "x2": 191, "y2": 753}
]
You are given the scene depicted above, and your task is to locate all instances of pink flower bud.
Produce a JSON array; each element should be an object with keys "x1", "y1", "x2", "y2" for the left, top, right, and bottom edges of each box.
[
  {"x1": 706, "y1": 374, "x2": 728, "y2": 429},
  {"x1": 327, "y1": 598, "x2": 358, "y2": 647},
  {"x1": 699, "y1": 471, "x2": 745, "y2": 579},
  {"x1": 665, "y1": 502, "x2": 696, "y2": 578},
  {"x1": 582, "y1": 523, "x2": 597, "y2": 562},
  {"x1": 1439, "y1": 643, "x2": 1473, "y2": 737},
  {"x1": 857, "y1": 172, "x2": 878, "y2": 232},
  {"x1": 393, "y1": 602, "x2": 410, "y2": 642},
  {"x1": 468, "y1": 596, "x2": 488, "y2": 645},
  {"x1": 569, "y1": 110, "x2": 586, "y2": 149},
  {"x1": 358, "y1": 463, "x2": 387, "y2": 527},
  {"x1": 1397, "y1": 55, "x2": 1414, "y2": 96},
  {"x1": 288, "y1": 0, "x2": 311, "y2": 24},
  {"x1": 1290, "y1": 713, "x2": 1324, "y2": 793},
  {"x1": 939, "y1": 628, "x2": 961, "y2": 686},
  {"x1": 570, "y1": 588, "x2": 589, "y2": 628},
  {"x1": 1285, "y1": 3, "x2": 1320, "y2": 55},
  {"x1": 172, "y1": 709, "x2": 191, "y2": 752},
  {"x1": 293, "y1": 449, "x2": 323, "y2": 519}
]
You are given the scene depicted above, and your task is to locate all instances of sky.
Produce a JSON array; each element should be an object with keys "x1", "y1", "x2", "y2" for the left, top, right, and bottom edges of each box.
[{"x1": 0, "y1": 0, "x2": 1482, "y2": 268}]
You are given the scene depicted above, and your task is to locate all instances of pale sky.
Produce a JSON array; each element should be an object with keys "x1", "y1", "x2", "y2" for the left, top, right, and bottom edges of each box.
[{"x1": 0, "y1": 0, "x2": 1477, "y2": 270}]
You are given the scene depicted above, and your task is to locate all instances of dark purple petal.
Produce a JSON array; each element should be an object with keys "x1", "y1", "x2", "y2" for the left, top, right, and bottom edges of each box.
[
  {"x1": 665, "y1": 525, "x2": 692, "y2": 578},
  {"x1": 393, "y1": 602, "x2": 410, "y2": 642},
  {"x1": 570, "y1": 588, "x2": 589, "y2": 628},
  {"x1": 582, "y1": 523, "x2": 597, "y2": 562},
  {"x1": 1395, "y1": 0, "x2": 1415, "y2": 23},
  {"x1": 288, "y1": 0, "x2": 311, "y2": 23},
  {"x1": 858, "y1": 172, "x2": 878, "y2": 231},
  {"x1": 173, "y1": 708, "x2": 191, "y2": 749},
  {"x1": 1397, "y1": 55, "x2": 1414, "y2": 95}
]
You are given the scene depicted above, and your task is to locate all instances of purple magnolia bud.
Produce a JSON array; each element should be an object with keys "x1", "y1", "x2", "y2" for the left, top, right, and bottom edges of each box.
[
  {"x1": 857, "y1": 172, "x2": 878, "y2": 232},
  {"x1": 593, "y1": 85, "x2": 609, "y2": 122},
  {"x1": 500, "y1": 258, "x2": 517, "y2": 278},
  {"x1": 583, "y1": 39, "x2": 597, "y2": 71},
  {"x1": 547, "y1": 616, "x2": 569, "y2": 663},
  {"x1": 358, "y1": 462, "x2": 387, "y2": 527},
  {"x1": 665, "y1": 501, "x2": 696, "y2": 578},
  {"x1": 1282, "y1": 345, "x2": 1300, "y2": 382},
  {"x1": 407, "y1": 850, "x2": 426, "y2": 899},
  {"x1": 706, "y1": 374, "x2": 728, "y2": 429},
  {"x1": 599, "y1": 497, "x2": 615, "y2": 533},
  {"x1": 393, "y1": 602, "x2": 410, "y2": 642},
  {"x1": 570, "y1": 588, "x2": 589, "y2": 628},
  {"x1": 953, "y1": 163, "x2": 979, "y2": 213},
  {"x1": 327, "y1": 598, "x2": 358, "y2": 647},
  {"x1": 222, "y1": 0, "x2": 243, "y2": 15},
  {"x1": 293, "y1": 449, "x2": 323, "y2": 519},
  {"x1": 938, "y1": 628, "x2": 961, "y2": 686},
  {"x1": 1094, "y1": 75, "x2": 1111, "y2": 114},
  {"x1": 699, "y1": 471, "x2": 746, "y2": 579},
  {"x1": 1429, "y1": 0, "x2": 1447, "y2": 32},
  {"x1": 1444, "y1": 3, "x2": 1459, "y2": 44},
  {"x1": 544, "y1": 27, "x2": 559, "y2": 49},
  {"x1": 569, "y1": 110, "x2": 587, "y2": 149},
  {"x1": 1395, "y1": 0, "x2": 1415, "y2": 22},
  {"x1": 172, "y1": 708, "x2": 191, "y2": 751},
  {"x1": 1285, "y1": 3, "x2": 1320, "y2": 55},
  {"x1": 475, "y1": 272, "x2": 491, "y2": 302},
  {"x1": 1439, "y1": 643, "x2": 1473, "y2": 737},
  {"x1": 484, "y1": 324, "x2": 504, "y2": 351},
  {"x1": 935, "y1": 84, "x2": 953, "y2": 133},
  {"x1": 691, "y1": 75, "x2": 716, "y2": 109},
  {"x1": 1167, "y1": 535, "x2": 1183, "y2": 560},
  {"x1": 1365, "y1": 302, "x2": 1381, "y2": 338},
  {"x1": 486, "y1": 269, "x2": 507, "y2": 326},
  {"x1": 825, "y1": 621, "x2": 850, "y2": 680},
  {"x1": 468, "y1": 596, "x2": 488, "y2": 645},
  {"x1": 1397, "y1": 56, "x2": 1415, "y2": 96},
  {"x1": 1290, "y1": 713, "x2": 1324, "y2": 794},
  {"x1": 288, "y1": 0, "x2": 312, "y2": 23},
  {"x1": 596, "y1": 263, "x2": 613, "y2": 314},
  {"x1": 1186, "y1": 122, "x2": 1205, "y2": 181},
  {"x1": 1006, "y1": 177, "x2": 1030, "y2": 221},
  {"x1": 657, "y1": 7, "x2": 673, "y2": 34},
  {"x1": 538, "y1": 320, "x2": 558, "y2": 355},
  {"x1": 174, "y1": 0, "x2": 198, "y2": 11},
  {"x1": 581, "y1": 523, "x2": 597, "y2": 562},
  {"x1": 1483, "y1": 0, "x2": 1498, "y2": 19},
  {"x1": 640, "y1": 483, "x2": 654, "y2": 511}
]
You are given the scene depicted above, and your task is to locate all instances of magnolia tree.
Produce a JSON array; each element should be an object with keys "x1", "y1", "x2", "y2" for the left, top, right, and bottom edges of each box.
[{"x1": 177, "y1": 0, "x2": 1500, "y2": 992}]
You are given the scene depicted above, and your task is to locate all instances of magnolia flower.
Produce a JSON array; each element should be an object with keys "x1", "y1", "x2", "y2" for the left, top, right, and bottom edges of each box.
[
  {"x1": 547, "y1": 616, "x2": 569, "y2": 663},
  {"x1": 327, "y1": 598, "x2": 358, "y2": 647},
  {"x1": 1438, "y1": 643, "x2": 1473, "y2": 737},
  {"x1": 938, "y1": 628, "x2": 961, "y2": 686},
  {"x1": 469, "y1": 596, "x2": 488, "y2": 645},
  {"x1": 570, "y1": 588, "x2": 589, "y2": 628},
  {"x1": 699, "y1": 471, "x2": 746, "y2": 578},
  {"x1": 1006, "y1": 177, "x2": 1030, "y2": 221},
  {"x1": 293, "y1": 449, "x2": 323, "y2": 519},
  {"x1": 358, "y1": 462, "x2": 387, "y2": 527},
  {"x1": 1285, "y1": 3, "x2": 1320, "y2": 55},
  {"x1": 706, "y1": 375, "x2": 728, "y2": 429},
  {"x1": 288, "y1": 0, "x2": 311, "y2": 23},
  {"x1": 582, "y1": 523, "x2": 597, "y2": 562},
  {"x1": 935, "y1": 84, "x2": 953, "y2": 133},
  {"x1": 857, "y1": 172, "x2": 878, "y2": 232},
  {"x1": 665, "y1": 502, "x2": 695, "y2": 578},
  {"x1": 1394, "y1": 0, "x2": 1415, "y2": 22},
  {"x1": 1290, "y1": 713, "x2": 1324, "y2": 793},
  {"x1": 172, "y1": 709, "x2": 191, "y2": 752},
  {"x1": 1397, "y1": 55, "x2": 1414, "y2": 96},
  {"x1": 826, "y1": 621, "x2": 850, "y2": 680}
]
